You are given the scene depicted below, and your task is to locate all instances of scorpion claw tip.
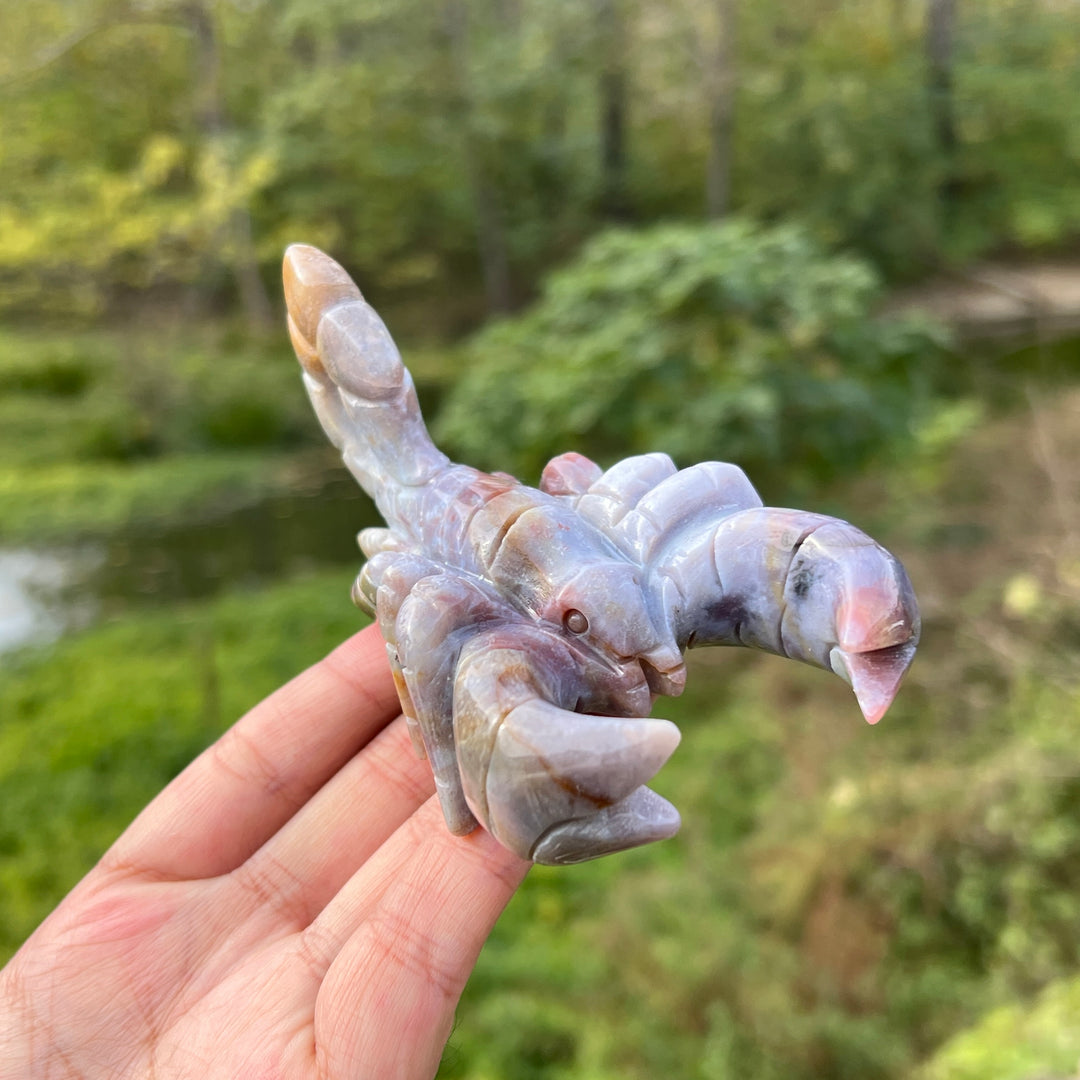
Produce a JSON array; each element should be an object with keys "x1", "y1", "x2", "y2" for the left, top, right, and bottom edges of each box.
[
  {"x1": 492, "y1": 704, "x2": 680, "y2": 805},
  {"x1": 831, "y1": 641, "x2": 917, "y2": 725},
  {"x1": 530, "y1": 787, "x2": 681, "y2": 865},
  {"x1": 483, "y1": 702, "x2": 681, "y2": 863}
]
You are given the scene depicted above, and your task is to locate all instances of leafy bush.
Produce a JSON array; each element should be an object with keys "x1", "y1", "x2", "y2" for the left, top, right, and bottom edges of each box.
[
  {"x1": 0, "y1": 357, "x2": 93, "y2": 398},
  {"x1": 0, "y1": 325, "x2": 329, "y2": 538},
  {"x1": 79, "y1": 405, "x2": 160, "y2": 461},
  {"x1": 436, "y1": 221, "x2": 948, "y2": 497},
  {"x1": 199, "y1": 397, "x2": 290, "y2": 449},
  {"x1": 919, "y1": 975, "x2": 1080, "y2": 1080}
]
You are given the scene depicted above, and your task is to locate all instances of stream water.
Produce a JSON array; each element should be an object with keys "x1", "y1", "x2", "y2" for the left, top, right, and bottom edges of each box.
[{"x1": 0, "y1": 468, "x2": 378, "y2": 656}]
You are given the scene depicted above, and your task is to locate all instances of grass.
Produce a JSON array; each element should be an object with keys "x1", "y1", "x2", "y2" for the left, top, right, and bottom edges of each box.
[{"x1": 0, "y1": 567, "x2": 362, "y2": 957}]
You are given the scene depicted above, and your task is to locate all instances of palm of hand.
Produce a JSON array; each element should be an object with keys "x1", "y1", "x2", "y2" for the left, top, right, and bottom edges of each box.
[{"x1": 0, "y1": 626, "x2": 529, "y2": 1079}]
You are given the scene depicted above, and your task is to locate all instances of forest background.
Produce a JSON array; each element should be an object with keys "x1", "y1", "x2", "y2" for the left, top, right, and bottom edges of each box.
[{"x1": 2, "y1": 1, "x2": 1080, "y2": 1077}]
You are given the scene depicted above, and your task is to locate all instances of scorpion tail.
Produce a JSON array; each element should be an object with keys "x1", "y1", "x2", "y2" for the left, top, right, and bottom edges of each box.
[{"x1": 283, "y1": 244, "x2": 449, "y2": 506}]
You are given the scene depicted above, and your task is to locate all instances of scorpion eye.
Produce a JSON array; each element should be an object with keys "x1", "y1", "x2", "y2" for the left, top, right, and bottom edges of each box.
[{"x1": 563, "y1": 609, "x2": 589, "y2": 635}]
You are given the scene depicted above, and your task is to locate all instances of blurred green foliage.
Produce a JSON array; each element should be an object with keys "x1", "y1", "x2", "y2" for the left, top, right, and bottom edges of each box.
[
  {"x1": 919, "y1": 975, "x2": 1080, "y2": 1080},
  {"x1": 4, "y1": 0, "x2": 1080, "y2": 322},
  {"x1": 0, "y1": 327, "x2": 316, "y2": 467},
  {"x1": 0, "y1": 325, "x2": 331, "y2": 542},
  {"x1": 0, "y1": 569, "x2": 362, "y2": 956},
  {"x1": 4, "y1": 1, "x2": 1080, "y2": 1077},
  {"x1": 437, "y1": 221, "x2": 948, "y2": 491},
  {"x1": 3, "y1": 392, "x2": 1080, "y2": 1079},
  {"x1": 0, "y1": 453, "x2": 290, "y2": 543}
]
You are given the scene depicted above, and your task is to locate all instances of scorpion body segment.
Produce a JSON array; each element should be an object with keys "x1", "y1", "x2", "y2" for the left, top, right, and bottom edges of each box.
[{"x1": 283, "y1": 244, "x2": 920, "y2": 865}]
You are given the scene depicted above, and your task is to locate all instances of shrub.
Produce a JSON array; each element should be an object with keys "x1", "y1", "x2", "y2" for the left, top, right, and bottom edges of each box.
[{"x1": 436, "y1": 220, "x2": 948, "y2": 498}]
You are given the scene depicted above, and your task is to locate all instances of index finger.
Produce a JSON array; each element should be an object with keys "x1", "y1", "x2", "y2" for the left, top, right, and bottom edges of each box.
[{"x1": 105, "y1": 623, "x2": 402, "y2": 881}]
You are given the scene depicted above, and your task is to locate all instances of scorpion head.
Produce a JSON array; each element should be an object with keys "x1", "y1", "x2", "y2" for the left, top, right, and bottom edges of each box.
[
  {"x1": 483, "y1": 501, "x2": 686, "y2": 706},
  {"x1": 543, "y1": 562, "x2": 687, "y2": 700}
]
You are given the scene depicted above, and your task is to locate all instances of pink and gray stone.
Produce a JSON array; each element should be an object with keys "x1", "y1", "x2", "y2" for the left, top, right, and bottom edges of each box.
[{"x1": 283, "y1": 244, "x2": 920, "y2": 865}]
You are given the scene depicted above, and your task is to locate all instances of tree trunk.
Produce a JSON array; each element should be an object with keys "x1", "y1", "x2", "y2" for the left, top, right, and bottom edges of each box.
[
  {"x1": 445, "y1": 0, "x2": 514, "y2": 314},
  {"x1": 597, "y1": 0, "x2": 630, "y2": 221},
  {"x1": 926, "y1": 0, "x2": 959, "y2": 237},
  {"x1": 705, "y1": 0, "x2": 737, "y2": 219},
  {"x1": 926, "y1": 0, "x2": 957, "y2": 161},
  {"x1": 891, "y1": 0, "x2": 908, "y2": 39},
  {"x1": 185, "y1": 1, "x2": 274, "y2": 330}
]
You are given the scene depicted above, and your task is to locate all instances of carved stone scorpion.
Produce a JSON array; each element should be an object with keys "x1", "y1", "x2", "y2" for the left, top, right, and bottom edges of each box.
[{"x1": 283, "y1": 245, "x2": 920, "y2": 865}]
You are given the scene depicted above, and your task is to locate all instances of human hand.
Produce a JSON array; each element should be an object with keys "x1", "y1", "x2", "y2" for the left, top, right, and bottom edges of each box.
[{"x1": 0, "y1": 624, "x2": 530, "y2": 1078}]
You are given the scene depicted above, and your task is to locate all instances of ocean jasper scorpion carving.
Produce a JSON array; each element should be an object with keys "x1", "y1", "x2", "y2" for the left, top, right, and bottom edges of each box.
[{"x1": 283, "y1": 244, "x2": 920, "y2": 866}]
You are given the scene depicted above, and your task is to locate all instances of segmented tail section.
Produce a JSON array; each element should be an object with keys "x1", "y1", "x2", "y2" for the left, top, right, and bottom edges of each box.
[{"x1": 283, "y1": 245, "x2": 449, "y2": 518}]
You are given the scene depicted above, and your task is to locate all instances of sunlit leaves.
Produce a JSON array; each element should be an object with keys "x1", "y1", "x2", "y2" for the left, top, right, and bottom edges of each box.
[{"x1": 5, "y1": 0, "x2": 1080, "y2": 317}]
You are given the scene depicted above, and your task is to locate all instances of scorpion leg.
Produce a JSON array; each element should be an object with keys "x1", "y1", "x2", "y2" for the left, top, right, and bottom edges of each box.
[
  {"x1": 361, "y1": 552, "x2": 442, "y2": 758},
  {"x1": 579, "y1": 459, "x2": 763, "y2": 564},
  {"x1": 538, "y1": 451, "x2": 602, "y2": 496},
  {"x1": 453, "y1": 628, "x2": 681, "y2": 865},
  {"x1": 392, "y1": 574, "x2": 509, "y2": 836},
  {"x1": 572, "y1": 453, "x2": 679, "y2": 533}
]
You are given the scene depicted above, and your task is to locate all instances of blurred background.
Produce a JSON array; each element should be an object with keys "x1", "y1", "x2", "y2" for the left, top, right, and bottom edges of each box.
[{"x1": 2, "y1": 1, "x2": 1080, "y2": 1076}]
